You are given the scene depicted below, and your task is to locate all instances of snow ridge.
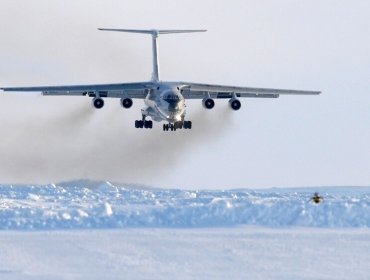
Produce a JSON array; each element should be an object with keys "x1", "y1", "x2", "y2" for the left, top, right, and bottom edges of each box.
[{"x1": 0, "y1": 181, "x2": 369, "y2": 230}]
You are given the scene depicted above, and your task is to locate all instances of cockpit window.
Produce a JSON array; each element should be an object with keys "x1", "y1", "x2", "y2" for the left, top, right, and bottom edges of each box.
[
  {"x1": 163, "y1": 94, "x2": 180, "y2": 101},
  {"x1": 162, "y1": 93, "x2": 181, "y2": 112}
]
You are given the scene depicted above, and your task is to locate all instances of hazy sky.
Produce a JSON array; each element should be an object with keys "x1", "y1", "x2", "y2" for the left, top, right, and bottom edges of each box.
[{"x1": 0, "y1": 0, "x2": 369, "y2": 188}]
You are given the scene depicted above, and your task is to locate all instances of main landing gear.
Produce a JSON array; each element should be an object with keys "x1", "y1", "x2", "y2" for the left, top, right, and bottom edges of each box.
[
  {"x1": 135, "y1": 120, "x2": 153, "y2": 129},
  {"x1": 135, "y1": 116, "x2": 153, "y2": 129},
  {"x1": 162, "y1": 121, "x2": 192, "y2": 131},
  {"x1": 134, "y1": 117, "x2": 192, "y2": 131}
]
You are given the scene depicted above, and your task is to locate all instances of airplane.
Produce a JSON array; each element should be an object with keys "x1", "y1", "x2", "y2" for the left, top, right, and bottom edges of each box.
[{"x1": 1, "y1": 29, "x2": 321, "y2": 131}]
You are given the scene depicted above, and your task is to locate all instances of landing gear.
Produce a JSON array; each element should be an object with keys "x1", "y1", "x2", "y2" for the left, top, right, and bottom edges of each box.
[
  {"x1": 162, "y1": 121, "x2": 192, "y2": 131},
  {"x1": 163, "y1": 123, "x2": 177, "y2": 131},
  {"x1": 183, "y1": 121, "x2": 192, "y2": 129},
  {"x1": 144, "y1": 120, "x2": 153, "y2": 129},
  {"x1": 135, "y1": 119, "x2": 153, "y2": 129},
  {"x1": 135, "y1": 120, "x2": 143, "y2": 128},
  {"x1": 163, "y1": 124, "x2": 173, "y2": 131}
]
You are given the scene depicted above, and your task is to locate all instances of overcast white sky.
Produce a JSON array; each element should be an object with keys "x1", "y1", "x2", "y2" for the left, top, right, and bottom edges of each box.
[{"x1": 0, "y1": 0, "x2": 369, "y2": 188}]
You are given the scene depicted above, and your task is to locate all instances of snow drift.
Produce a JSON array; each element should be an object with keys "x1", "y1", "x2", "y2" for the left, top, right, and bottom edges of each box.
[{"x1": 0, "y1": 181, "x2": 369, "y2": 230}]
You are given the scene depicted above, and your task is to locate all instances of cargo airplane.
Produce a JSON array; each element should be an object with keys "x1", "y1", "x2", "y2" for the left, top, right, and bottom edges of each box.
[{"x1": 1, "y1": 29, "x2": 320, "y2": 131}]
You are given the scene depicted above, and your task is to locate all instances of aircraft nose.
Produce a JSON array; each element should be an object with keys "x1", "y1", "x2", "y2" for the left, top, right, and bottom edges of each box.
[{"x1": 166, "y1": 111, "x2": 182, "y2": 122}]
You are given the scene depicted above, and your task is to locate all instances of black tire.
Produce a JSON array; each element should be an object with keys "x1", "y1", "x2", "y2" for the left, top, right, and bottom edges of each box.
[
  {"x1": 188, "y1": 121, "x2": 192, "y2": 129},
  {"x1": 144, "y1": 120, "x2": 153, "y2": 129}
]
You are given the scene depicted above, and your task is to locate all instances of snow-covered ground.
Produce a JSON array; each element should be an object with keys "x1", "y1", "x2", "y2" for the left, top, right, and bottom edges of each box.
[
  {"x1": 0, "y1": 181, "x2": 369, "y2": 279},
  {"x1": 1, "y1": 228, "x2": 370, "y2": 280},
  {"x1": 1, "y1": 181, "x2": 369, "y2": 229}
]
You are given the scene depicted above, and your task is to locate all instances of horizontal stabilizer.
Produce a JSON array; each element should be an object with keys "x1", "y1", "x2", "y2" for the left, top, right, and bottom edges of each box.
[
  {"x1": 98, "y1": 28, "x2": 206, "y2": 81},
  {"x1": 98, "y1": 28, "x2": 207, "y2": 36}
]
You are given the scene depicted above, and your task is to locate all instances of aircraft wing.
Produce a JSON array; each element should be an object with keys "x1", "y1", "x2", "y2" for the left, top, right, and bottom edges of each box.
[
  {"x1": 1, "y1": 82, "x2": 155, "y2": 99},
  {"x1": 179, "y1": 82, "x2": 321, "y2": 99}
]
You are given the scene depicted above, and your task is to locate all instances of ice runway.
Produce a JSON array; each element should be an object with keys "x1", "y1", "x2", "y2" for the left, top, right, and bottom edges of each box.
[
  {"x1": 0, "y1": 228, "x2": 369, "y2": 280},
  {"x1": 0, "y1": 181, "x2": 369, "y2": 279}
]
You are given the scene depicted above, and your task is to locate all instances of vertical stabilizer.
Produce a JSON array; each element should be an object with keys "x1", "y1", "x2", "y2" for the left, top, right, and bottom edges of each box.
[{"x1": 98, "y1": 29, "x2": 207, "y2": 82}]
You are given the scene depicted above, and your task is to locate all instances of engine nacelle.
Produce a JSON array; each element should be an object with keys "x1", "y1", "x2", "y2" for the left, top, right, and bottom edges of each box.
[
  {"x1": 229, "y1": 98, "x2": 241, "y2": 111},
  {"x1": 121, "y1": 98, "x2": 133, "y2": 109},
  {"x1": 202, "y1": 98, "x2": 215, "y2": 109},
  {"x1": 92, "y1": 97, "x2": 104, "y2": 109}
]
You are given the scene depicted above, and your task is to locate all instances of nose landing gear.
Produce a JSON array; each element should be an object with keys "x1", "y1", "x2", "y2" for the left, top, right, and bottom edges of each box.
[
  {"x1": 163, "y1": 124, "x2": 172, "y2": 131},
  {"x1": 162, "y1": 121, "x2": 192, "y2": 131}
]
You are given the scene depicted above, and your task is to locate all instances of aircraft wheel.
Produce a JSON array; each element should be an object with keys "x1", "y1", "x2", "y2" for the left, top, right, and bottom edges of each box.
[
  {"x1": 135, "y1": 120, "x2": 144, "y2": 128},
  {"x1": 144, "y1": 120, "x2": 153, "y2": 129},
  {"x1": 183, "y1": 121, "x2": 192, "y2": 129},
  {"x1": 175, "y1": 121, "x2": 183, "y2": 129}
]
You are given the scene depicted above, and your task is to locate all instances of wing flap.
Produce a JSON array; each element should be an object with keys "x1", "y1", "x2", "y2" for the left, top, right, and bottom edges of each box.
[
  {"x1": 180, "y1": 82, "x2": 320, "y2": 99},
  {"x1": 1, "y1": 82, "x2": 154, "y2": 99},
  {"x1": 181, "y1": 89, "x2": 279, "y2": 99}
]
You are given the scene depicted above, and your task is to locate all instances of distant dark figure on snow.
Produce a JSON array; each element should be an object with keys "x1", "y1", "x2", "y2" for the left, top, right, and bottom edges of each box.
[{"x1": 310, "y1": 192, "x2": 323, "y2": 204}]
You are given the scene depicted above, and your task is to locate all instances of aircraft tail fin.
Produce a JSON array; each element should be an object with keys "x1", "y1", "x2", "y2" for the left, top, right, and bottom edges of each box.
[{"x1": 98, "y1": 28, "x2": 207, "y2": 82}]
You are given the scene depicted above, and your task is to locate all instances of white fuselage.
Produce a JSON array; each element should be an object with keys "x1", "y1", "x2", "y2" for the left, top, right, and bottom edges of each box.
[{"x1": 143, "y1": 83, "x2": 186, "y2": 123}]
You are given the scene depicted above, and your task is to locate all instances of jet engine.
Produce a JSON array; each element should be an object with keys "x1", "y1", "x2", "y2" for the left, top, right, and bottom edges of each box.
[
  {"x1": 229, "y1": 98, "x2": 241, "y2": 111},
  {"x1": 92, "y1": 97, "x2": 104, "y2": 109},
  {"x1": 121, "y1": 98, "x2": 133, "y2": 109},
  {"x1": 202, "y1": 98, "x2": 215, "y2": 109}
]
